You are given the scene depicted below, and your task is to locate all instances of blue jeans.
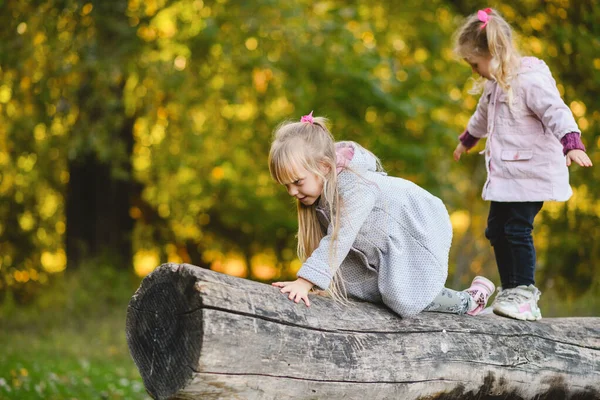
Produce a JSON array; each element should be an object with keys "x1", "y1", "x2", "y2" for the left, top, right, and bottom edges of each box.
[{"x1": 485, "y1": 201, "x2": 543, "y2": 289}]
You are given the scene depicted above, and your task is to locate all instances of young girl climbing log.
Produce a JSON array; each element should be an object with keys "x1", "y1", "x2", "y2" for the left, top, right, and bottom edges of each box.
[{"x1": 269, "y1": 112, "x2": 495, "y2": 318}]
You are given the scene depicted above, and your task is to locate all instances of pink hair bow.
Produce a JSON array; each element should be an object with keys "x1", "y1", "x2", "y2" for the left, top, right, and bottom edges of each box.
[
  {"x1": 300, "y1": 111, "x2": 314, "y2": 124},
  {"x1": 478, "y1": 8, "x2": 492, "y2": 30}
]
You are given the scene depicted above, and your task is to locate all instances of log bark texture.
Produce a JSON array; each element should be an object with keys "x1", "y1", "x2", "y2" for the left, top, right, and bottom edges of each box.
[{"x1": 126, "y1": 263, "x2": 600, "y2": 400}]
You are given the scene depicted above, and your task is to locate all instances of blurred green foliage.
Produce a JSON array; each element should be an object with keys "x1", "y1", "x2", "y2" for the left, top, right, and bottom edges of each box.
[{"x1": 0, "y1": 0, "x2": 598, "y2": 315}]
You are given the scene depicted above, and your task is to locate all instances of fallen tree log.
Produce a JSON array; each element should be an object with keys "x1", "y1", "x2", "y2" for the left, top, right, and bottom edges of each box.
[{"x1": 126, "y1": 263, "x2": 600, "y2": 400}]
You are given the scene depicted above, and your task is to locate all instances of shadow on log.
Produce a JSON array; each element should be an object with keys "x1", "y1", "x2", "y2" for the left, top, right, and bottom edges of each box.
[{"x1": 126, "y1": 263, "x2": 600, "y2": 400}]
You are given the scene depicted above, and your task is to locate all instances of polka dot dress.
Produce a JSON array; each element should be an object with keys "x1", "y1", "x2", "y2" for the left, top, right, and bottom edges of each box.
[{"x1": 297, "y1": 142, "x2": 452, "y2": 318}]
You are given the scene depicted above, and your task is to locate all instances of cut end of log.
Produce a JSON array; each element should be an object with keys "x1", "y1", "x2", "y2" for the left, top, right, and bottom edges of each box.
[{"x1": 126, "y1": 263, "x2": 204, "y2": 399}]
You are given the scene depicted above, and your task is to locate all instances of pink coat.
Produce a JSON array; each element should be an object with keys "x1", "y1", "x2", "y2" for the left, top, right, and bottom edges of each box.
[{"x1": 467, "y1": 57, "x2": 580, "y2": 202}]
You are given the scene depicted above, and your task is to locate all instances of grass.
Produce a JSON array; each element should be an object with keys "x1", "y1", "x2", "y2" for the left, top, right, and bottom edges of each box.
[{"x1": 0, "y1": 265, "x2": 151, "y2": 400}]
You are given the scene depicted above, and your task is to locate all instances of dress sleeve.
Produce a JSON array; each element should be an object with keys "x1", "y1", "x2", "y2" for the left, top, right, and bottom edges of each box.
[{"x1": 297, "y1": 176, "x2": 378, "y2": 290}]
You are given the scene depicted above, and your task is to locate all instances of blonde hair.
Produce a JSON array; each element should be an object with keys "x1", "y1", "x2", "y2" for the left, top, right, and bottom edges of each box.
[
  {"x1": 268, "y1": 116, "x2": 347, "y2": 301},
  {"x1": 454, "y1": 8, "x2": 520, "y2": 101}
]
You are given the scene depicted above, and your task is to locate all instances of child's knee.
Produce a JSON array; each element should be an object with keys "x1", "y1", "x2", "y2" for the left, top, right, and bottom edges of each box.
[{"x1": 485, "y1": 225, "x2": 503, "y2": 245}]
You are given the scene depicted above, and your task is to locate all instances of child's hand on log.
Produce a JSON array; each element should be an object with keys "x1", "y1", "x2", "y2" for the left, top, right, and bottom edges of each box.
[{"x1": 272, "y1": 278, "x2": 314, "y2": 307}]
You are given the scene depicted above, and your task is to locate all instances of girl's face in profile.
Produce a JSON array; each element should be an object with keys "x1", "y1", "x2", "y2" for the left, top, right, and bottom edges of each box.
[
  {"x1": 282, "y1": 165, "x2": 327, "y2": 206},
  {"x1": 465, "y1": 54, "x2": 492, "y2": 80}
]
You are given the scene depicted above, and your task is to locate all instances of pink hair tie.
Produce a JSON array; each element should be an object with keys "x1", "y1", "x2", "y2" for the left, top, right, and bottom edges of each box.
[
  {"x1": 300, "y1": 111, "x2": 314, "y2": 124},
  {"x1": 478, "y1": 8, "x2": 492, "y2": 30}
]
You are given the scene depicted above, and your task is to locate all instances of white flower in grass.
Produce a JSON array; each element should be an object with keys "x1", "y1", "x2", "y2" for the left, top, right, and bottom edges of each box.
[{"x1": 0, "y1": 378, "x2": 11, "y2": 392}]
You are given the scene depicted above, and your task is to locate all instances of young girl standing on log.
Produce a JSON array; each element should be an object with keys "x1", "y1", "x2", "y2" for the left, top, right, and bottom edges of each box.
[
  {"x1": 269, "y1": 111, "x2": 495, "y2": 318},
  {"x1": 452, "y1": 8, "x2": 592, "y2": 320}
]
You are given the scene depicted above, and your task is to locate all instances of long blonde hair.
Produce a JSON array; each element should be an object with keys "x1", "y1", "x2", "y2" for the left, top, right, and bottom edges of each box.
[
  {"x1": 268, "y1": 116, "x2": 347, "y2": 300},
  {"x1": 454, "y1": 8, "x2": 520, "y2": 100}
]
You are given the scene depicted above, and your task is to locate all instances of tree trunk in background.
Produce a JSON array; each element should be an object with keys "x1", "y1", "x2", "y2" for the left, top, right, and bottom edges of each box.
[{"x1": 66, "y1": 112, "x2": 136, "y2": 270}]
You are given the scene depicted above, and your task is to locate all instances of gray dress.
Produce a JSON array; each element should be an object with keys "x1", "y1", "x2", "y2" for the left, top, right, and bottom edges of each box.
[{"x1": 297, "y1": 142, "x2": 454, "y2": 318}]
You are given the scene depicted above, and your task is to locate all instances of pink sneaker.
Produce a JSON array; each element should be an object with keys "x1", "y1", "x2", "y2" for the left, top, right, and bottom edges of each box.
[{"x1": 465, "y1": 276, "x2": 496, "y2": 316}]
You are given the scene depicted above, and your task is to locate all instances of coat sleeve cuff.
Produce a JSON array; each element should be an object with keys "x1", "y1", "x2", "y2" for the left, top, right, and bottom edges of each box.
[
  {"x1": 297, "y1": 263, "x2": 331, "y2": 291},
  {"x1": 560, "y1": 132, "x2": 586, "y2": 155},
  {"x1": 459, "y1": 130, "x2": 480, "y2": 149}
]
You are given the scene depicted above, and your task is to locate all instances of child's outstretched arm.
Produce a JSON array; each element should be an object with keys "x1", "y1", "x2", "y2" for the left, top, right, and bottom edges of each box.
[{"x1": 525, "y1": 74, "x2": 592, "y2": 168}]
